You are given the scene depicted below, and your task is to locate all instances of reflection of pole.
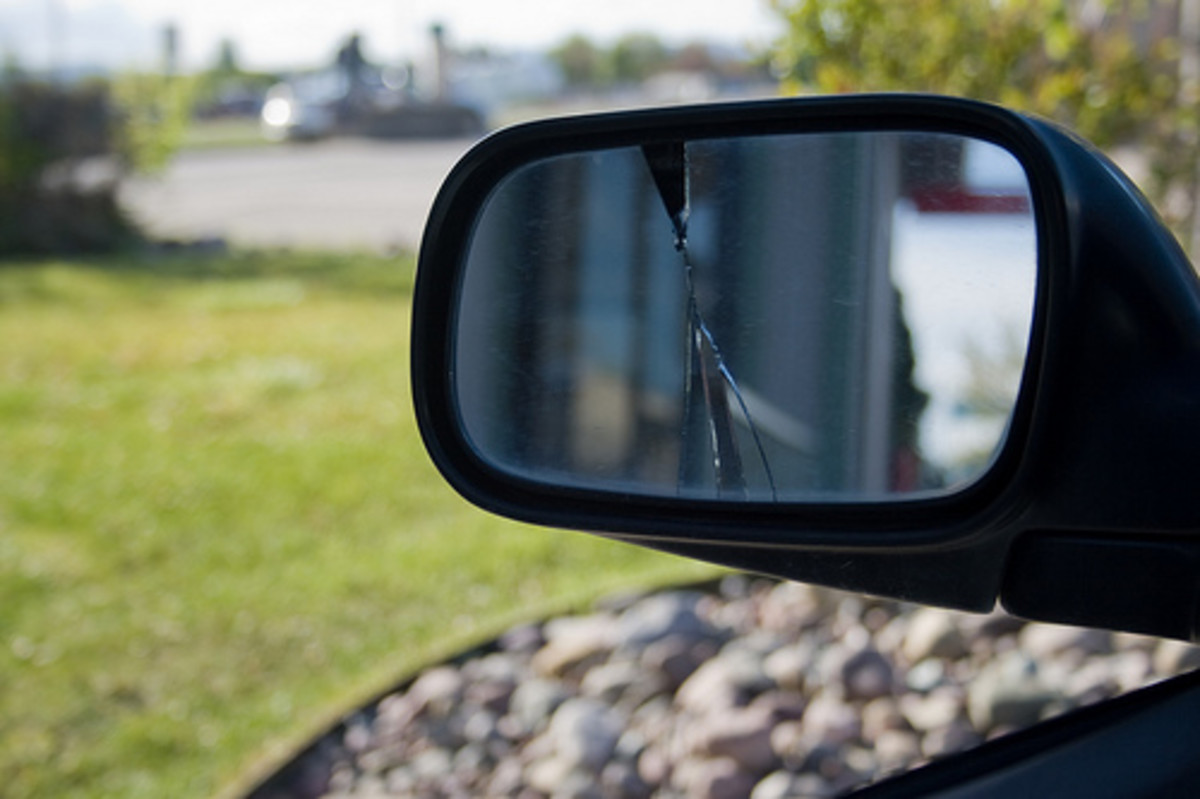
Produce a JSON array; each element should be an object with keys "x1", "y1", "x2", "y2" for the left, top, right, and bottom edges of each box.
[{"x1": 857, "y1": 136, "x2": 900, "y2": 494}]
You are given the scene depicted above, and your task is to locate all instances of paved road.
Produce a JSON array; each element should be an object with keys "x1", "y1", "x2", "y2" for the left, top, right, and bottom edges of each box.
[{"x1": 120, "y1": 138, "x2": 477, "y2": 252}]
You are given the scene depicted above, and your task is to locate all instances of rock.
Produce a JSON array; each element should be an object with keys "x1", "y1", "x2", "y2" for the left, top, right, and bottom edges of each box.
[
  {"x1": 486, "y1": 756, "x2": 526, "y2": 795},
  {"x1": 751, "y1": 770, "x2": 801, "y2": 799},
  {"x1": 860, "y1": 697, "x2": 907, "y2": 743},
  {"x1": 629, "y1": 696, "x2": 674, "y2": 746},
  {"x1": 676, "y1": 646, "x2": 772, "y2": 712},
  {"x1": 1154, "y1": 639, "x2": 1200, "y2": 675},
  {"x1": 402, "y1": 665, "x2": 464, "y2": 721},
  {"x1": 1063, "y1": 657, "x2": 1122, "y2": 704},
  {"x1": 524, "y1": 755, "x2": 577, "y2": 795},
  {"x1": 900, "y1": 686, "x2": 964, "y2": 732},
  {"x1": 921, "y1": 718, "x2": 982, "y2": 759},
  {"x1": 409, "y1": 747, "x2": 453, "y2": 781},
  {"x1": 874, "y1": 729, "x2": 922, "y2": 773},
  {"x1": 601, "y1": 760, "x2": 652, "y2": 799},
  {"x1": 533, "y1": 614, "x2": 617, "y2": 677},
  {"x1": 342, "y1": 718, "x2": 372, "y2": 754},
  {"x1": 642, "y1": 633, "x2": 720, "y2": 688},
  {"x1": 696, "y1": 704, "x2": 779, "y2": 773},
  {"x1": 506, "y1": 678, "x2": 571, "y2": 736},
  {"x1": 841, "y1": 646, "x2": 896, "y2": 701},
  {"x1": 902, "y1": 608, "x2": 969, "y2": 663},
  {"x1": 548, "y1": 697, "x2": 624, "y2": 771},
  {"x1": 1112, "y1": 631, "x2": 1159, "y2": 653},
  {"x1": 1019, "y1": 623, "x2": 1112, "y2": 660},
  {"x1": 275, "y1": 578, "x2": 1173, "y2": 799},
  {"x1": 555, "y1": 769, "x2": 605, "y2": 799},
  {"x1": 787, "y1": 773, "x2": 838, "y2": 798},
  {"x1": 965, "y1": 609, "x2": 1027, "y2": 640},
  {"x1": 874, "y1": 613, "x2": 911, "y2": 656},
  {"x1": 466, "y1": 678, "x2": 515, "y2": 716},
  {"x1": 840, "y1": 744, "x2": 879, "y2": 780},
  {"x1": 758, "y1": 581, "x2": 826, "y2": 633},
  {"x1": 769, "y1": 721, "x2": 806, "y2": 767},
  {"x1": 461, "y1": 708, "x2": 500, "y2": 743},
  {"x1": 498, "y1": 622, "x2": 545, "y2": 653},
  {"x1": 749, "y1": 690, "x2": 808, "y2": 723},
  {"x1": 675, "y1": 756, "x2": 759, "y2": 799},
  {"x1": 719, "y1": 573, "x2": 758, "y2": 600},
  {"x1": 614, "y1": 728, "x2": 648, "y2": 762},
  {"x1": 1106, "y1": 649, "x2": 1155, "y2": 692},
  {"x1": 617, "y1": 590, "x2": 718, "y2": 648},
  {"x1": 967, "y1": 651, "x2": 1059, "y2": 732},
  {"x1": 637, "y1": 744, "x2": 672, "y2": 787},
  {"x1": 798, "y1": 690, "x2": 861, "y2": 747},
  {"x1": 580, "y1": 658, "x2": 651, "y2": 704},
  {"x1": 762, "y1": 641, "x2": 818, "y2": 692},
  {"x1": 383, "y1": 765, "x2": 416, "y2": 794},
  {"x1": 707, "y1": 589, "x2": 761, "y2": 635},
  {"x1": 728, "y1": 630, "x2": 792, "y2": 660},
  {"x1": 905, "y1": 658, "x2": 947, "y2": 693},
  {"x1": 453, "y1": 741, "x2": 490, "y2": 775},
  {"x1": 464, "y1": 650, "x2": 526, "y2": 683}
]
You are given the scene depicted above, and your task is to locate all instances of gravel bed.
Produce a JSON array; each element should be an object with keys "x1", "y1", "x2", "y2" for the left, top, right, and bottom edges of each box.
[{"x1": 252, "y1": 575, "x2": 1200, "y2": 799}]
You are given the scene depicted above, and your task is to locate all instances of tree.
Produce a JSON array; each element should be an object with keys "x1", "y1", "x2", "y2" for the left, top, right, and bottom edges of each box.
[
  {"x1": 0, "y1": 80, "x2": 141, "y2": 255},
  {"x1": 768, "y1": 0, "x2": 1198, "y2": 250},
  {"x1": 551, "y1": 34, "x2": 607, "y2": 87},
  {"x1": 111, "y1": 71, "x2": 196, "y2": 175},
  {"x1": 0, "y1": 69, "x2": 197, "y2": 256},
  {"x1": 608, "y1": 33, "x2": 670, "y2": 84}
]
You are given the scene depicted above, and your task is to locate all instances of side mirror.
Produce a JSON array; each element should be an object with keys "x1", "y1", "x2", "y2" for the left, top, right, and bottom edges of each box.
[{"x1": 413, "y1": 96, "x2": 1200, "y2": 640}]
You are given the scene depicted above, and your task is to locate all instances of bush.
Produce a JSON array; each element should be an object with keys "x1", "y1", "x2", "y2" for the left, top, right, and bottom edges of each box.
[{"x1": 0, "y1": 80, "x2": 144, "y2": 256}]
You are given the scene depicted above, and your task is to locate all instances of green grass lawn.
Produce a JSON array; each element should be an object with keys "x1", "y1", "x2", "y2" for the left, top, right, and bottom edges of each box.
[{"x1": 0, "y1": 251, "x2": 716, "y2": 798}]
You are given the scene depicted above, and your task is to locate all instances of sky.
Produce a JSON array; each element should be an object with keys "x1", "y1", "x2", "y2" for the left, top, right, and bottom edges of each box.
[{"x1": 0, "y1": 0, "x2": 781, "y2": 73}]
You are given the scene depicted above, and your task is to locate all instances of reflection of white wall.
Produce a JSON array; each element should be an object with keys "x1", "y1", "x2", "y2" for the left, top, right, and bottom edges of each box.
[{"x1": 891, "y1": 203, "x2": 1037, "y2": 479}]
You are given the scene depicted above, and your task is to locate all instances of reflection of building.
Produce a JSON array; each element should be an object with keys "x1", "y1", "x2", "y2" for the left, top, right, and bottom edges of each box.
[{"x1": 454, "y1": 134, "x2": 1000, "y2": 501}]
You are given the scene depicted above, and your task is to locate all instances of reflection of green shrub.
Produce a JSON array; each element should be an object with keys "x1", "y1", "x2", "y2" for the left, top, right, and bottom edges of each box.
[{"x1": 0, "y1": 80, "x2": 143, "y2": 256}]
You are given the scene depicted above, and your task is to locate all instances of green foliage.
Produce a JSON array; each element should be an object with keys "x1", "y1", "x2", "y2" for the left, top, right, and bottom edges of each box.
[
  {"x1": 610, "y1": 33, "x2": 672, "y2": 84},
  {"x1": 111, "y1": 73, "x2": 197, "y2": 175},
  {"x1": 0, "y1": 80, "x2": 111, "y2": 191},
  {"x1": 768, "y1": 0, "x2": 1196, "y2": 245},
  {"x1": 0, "y1": 70, "x2": 202, "y2": 255},
  {"x1": 0, "y1": 80, "x2": 142, "y2": 255},
  {"x1": 550, "y1": 32, "x2": 677, "y2": 88},
  {"x1": 553, "y1": 34, "x2": 608, "y2": 87}
]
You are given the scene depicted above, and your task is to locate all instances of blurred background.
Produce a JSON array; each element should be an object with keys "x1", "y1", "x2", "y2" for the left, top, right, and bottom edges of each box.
[{"x1": 1, "y1": 2, "x2": 1199, "y2": 798}]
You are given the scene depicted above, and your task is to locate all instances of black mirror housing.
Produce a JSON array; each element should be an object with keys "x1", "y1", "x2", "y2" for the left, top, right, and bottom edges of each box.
[{"x1": 412, "y1": 95, "x2": 1200, "y2": 640}]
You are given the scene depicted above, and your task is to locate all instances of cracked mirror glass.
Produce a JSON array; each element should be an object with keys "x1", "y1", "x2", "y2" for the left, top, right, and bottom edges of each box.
[{"x1": 453, "y1": 131, "x2": 1037, "y2": 501}]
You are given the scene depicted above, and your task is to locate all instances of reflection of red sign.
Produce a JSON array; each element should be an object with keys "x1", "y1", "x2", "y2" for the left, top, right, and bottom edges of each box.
[{"x1": 910, "y1": 186, "x2": 1030, "y2": 214}]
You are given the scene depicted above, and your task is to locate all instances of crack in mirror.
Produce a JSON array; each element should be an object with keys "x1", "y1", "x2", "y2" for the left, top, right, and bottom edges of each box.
[{"x1": 452, "y1": 130, "x2": 1037, "y2": 502}]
